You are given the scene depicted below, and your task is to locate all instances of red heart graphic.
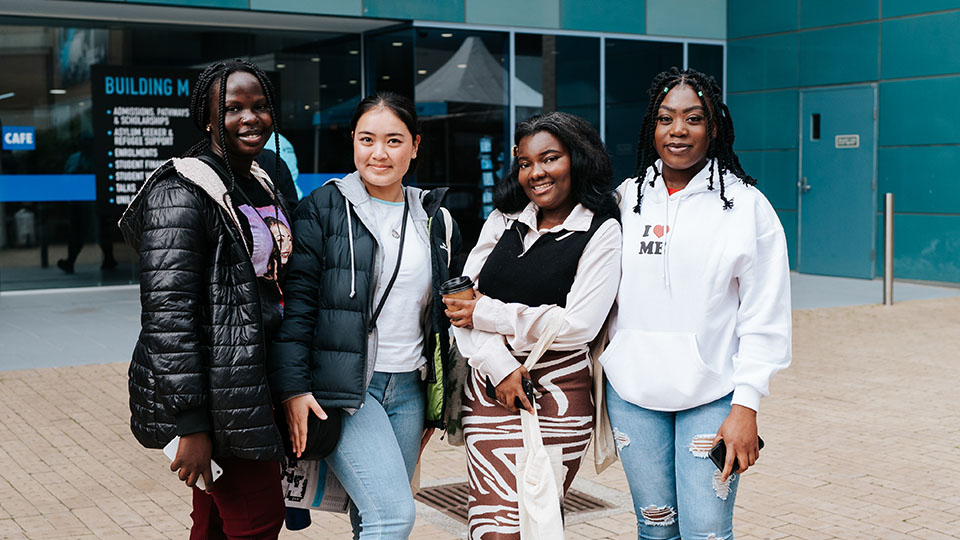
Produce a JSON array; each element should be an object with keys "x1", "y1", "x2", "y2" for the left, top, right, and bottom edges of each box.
[{"x1": 653, "y1": 225, "x2": 670, "y2": 238}]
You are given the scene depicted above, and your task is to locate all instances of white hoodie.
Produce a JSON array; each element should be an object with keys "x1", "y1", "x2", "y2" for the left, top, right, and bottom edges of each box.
[{"x1": 599, "y1": 160, "x2": 792, "y2": 412}]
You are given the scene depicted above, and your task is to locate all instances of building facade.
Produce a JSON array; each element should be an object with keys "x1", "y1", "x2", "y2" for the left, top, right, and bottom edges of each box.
[{"x1": 0, "y1": 0, "x2": 957, "y2": 290}]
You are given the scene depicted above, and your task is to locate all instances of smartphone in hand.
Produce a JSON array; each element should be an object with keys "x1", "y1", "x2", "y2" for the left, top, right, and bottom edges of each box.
[
  {"x1": 163, "y1": 436, "x2": 224, "y2": 490},
  {"x1": 485, "y1": 375, "x2": 536, "y2": 408},
  {"x1": 708, "y1": 436, "x2": 764, "y2": 472}
]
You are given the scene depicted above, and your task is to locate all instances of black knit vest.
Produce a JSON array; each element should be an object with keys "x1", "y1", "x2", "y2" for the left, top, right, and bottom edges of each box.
[{"x1": 477, "y1": 213, "x2": 607, "y2": 307}]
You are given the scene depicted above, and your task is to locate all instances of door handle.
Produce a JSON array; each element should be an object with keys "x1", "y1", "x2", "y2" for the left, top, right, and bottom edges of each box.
[{"x1": 799, "y1": 177, "x2": 812, "y2": 193}]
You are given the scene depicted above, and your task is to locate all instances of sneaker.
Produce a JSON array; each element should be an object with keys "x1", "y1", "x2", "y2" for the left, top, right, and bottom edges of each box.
[{"x1": 57, "y1": 258, "x2": 75, "y2": 274}]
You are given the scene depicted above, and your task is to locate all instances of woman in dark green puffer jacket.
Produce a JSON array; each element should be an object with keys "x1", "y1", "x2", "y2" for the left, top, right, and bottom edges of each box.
[{"x1": 269, "y1": 92, "x2": 460, "y2": 539}]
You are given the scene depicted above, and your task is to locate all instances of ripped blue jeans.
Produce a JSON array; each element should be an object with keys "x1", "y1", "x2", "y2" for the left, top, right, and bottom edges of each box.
[{"x1": 605, "y1": 381, "x2": 738, "y2": 540}]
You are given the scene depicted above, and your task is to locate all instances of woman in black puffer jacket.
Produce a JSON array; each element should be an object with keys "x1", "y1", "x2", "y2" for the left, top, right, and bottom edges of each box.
[{"x1": 119, "y1": 60, "x2": 291, "y2": 539}]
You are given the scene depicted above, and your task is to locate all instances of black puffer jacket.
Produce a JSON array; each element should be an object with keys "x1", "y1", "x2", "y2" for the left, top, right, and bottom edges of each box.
[
  {"x1": 118, "y1": 157, "x2": 285, "y2": 461},
  {"x1": 269, "y1": 172, "x2": 461, "y2": 425}
]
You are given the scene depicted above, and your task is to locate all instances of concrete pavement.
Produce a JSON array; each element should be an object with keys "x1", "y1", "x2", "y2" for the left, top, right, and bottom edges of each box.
[{"x1": 1, "y1": 279, "x2": 959, "y2": 538}]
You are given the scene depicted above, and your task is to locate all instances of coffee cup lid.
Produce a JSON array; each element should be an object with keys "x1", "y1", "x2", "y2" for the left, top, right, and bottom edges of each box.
[{"x1": 440, "y1": 276, "x2": 473, "y2": 295}]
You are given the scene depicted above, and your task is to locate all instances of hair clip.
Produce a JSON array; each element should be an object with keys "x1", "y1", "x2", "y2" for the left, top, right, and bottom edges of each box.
[
  {"x1": 663, "y1": 86, "x2": 670, "y2": 93},
  {"x1": 512, "y1": 145, "x2": 519, "y2": 157},
  {"x1": 697, "y1": 91, "x2": 703, "y2": 97}
]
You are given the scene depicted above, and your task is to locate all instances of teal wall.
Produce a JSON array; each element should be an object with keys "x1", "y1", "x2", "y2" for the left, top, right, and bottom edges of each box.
[
  {"x1": 727, "y1": 2, "x2": 960, "y2": 283},
  {"x1": 76, "y1": 0, "x2": 728, "y2": 38}
]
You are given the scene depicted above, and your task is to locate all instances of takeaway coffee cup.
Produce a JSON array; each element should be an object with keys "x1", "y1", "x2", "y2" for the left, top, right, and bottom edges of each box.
[{"x1": 440, "y1": 276, "x2": 475, "y2": 301}]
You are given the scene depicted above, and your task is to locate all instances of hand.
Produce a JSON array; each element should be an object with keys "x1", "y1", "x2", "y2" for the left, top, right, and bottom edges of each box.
[
  {"x1": 170, "y1": 432, "x2": 213, "y2": 492},
  {"x1": 712, "y1": 404, "x2": 759, "y2": 482},
  {"x1": 283, "y1": 394, "x2": 328, "y2": 458},
  {"x1": 443, "y1": 292, "x2": 483, "y2": 329},
  {"x1": 495, "y1": 366, "x2": 534, "y2": 414}
]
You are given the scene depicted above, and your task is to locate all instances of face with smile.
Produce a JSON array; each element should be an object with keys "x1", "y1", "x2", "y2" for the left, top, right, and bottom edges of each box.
[
  {"x1": 654, "y1": 83, "x2": 712, "y2": 187},
  {"x1": 353, "y1": 107, "x2": 420, "y2": 201},
  {"x1": 209, "y1": 71, "x2": 273, "y2": 170},
  {"x1": 516, "y1": 130, "x2": 575, "y2": 220}
]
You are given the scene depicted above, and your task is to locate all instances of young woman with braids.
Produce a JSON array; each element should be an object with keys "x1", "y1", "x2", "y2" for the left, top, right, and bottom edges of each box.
[
  {"x1": 597, "y1": 68, "x2": 792, "y2": 539},
  {"x1": 444, "y1": 112, "x2": 621, "y2": 539},
  {"x1": 119, "y1": 59, "x2": 291, "y2": 538}
]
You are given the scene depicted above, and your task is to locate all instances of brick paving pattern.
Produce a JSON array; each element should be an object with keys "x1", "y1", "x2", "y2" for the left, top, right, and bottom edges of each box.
[{"x1": 1, "y1": 297, "x2": 958, "y2": 539}]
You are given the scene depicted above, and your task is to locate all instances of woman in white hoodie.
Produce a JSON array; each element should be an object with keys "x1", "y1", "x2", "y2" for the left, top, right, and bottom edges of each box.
[{"x1": 599, "y1": 68, "x2": 791, "y2": 539}]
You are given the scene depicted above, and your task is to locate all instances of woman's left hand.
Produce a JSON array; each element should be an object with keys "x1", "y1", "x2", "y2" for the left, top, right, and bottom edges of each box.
[
  {"x1": 712, "y1": 404, "x2": 759, "y2": 482},
  {"x1": 443, "y1": 292, "x2": 484, "y2": 328}
]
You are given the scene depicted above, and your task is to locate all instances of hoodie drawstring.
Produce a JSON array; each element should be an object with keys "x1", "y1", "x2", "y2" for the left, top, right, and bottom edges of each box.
[{"x1": 346, "y1": 200, "x2": 357, "y2": 298}]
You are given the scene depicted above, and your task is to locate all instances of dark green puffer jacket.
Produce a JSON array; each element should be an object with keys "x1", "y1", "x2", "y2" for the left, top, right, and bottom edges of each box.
[{"x1": 269, "y1": 172, "x2": 461, "y2": 427}]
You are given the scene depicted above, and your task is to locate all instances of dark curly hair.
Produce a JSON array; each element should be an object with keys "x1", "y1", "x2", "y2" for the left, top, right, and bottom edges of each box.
[
  {"x1": 183, "y1": 59, "x2": 282, "y2": 193},
  {"x1": 494, "y1": 111, "x2": 618, "y2": 220},
  {"x1": 633, "y1": 67, "x2": 756, "y2": 213}
]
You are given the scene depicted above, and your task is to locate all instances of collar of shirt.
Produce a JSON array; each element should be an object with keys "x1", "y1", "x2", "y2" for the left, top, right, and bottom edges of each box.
[{"x1": 512, "y1": 201, "x2": 594, "y2": 233}]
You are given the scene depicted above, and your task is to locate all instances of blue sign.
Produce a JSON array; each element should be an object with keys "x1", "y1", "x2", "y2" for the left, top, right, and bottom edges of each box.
[{"x1": 2, "y1": 126, "x2": 36, "y2": 150}]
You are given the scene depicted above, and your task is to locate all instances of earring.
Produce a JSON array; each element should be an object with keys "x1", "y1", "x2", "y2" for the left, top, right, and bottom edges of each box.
[{"x1": 206, "y1": 124, "x2": 211, "y2": 132}]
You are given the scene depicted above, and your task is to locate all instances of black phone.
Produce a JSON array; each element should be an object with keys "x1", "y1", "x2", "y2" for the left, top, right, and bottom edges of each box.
[
  {"x1": 708, "y1": 436, "x2": 764, "y2": 472},
  {"x1": 485, "y1": 376, "x2": 535, "y2": 408}
]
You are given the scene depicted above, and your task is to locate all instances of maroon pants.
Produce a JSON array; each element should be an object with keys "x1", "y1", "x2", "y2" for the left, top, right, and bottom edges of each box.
[{"x1": 190, "y1": 458, "x2": 285, "y2": 540}]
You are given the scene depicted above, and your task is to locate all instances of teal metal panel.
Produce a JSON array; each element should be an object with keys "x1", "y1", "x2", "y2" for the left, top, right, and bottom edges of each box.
[
  {"x1": 876, "y1": 214, "x2": 960, "y2": 282},
  {"x1": 727, "y1": 33, "x2": 798, "y2": 92},
  {"x1": 882, "y1": 11, "x2": 960, "y2": 78},
  {"x1": 798, "y1": 23, "x2": 878, "y2": 86},
  {"x1": 882, "y1": 0, "x2": 960, "y2": 17},
  {"x1": 466, "y1": 0, "x2": 559, "y2": 28},
  {"x1": 363, "y1": 0, "x2": 462, "y2": 21},
  {"x1": 799, "y1": 85, "x2": 877, "y2": 279},
  {"x1": 776, "y1": 209, "x2": 798, "y2": 268},
  {"x1": 738, "y1": 149, "x2": 798, "y2": 210},
  {"x1": 127, "y1": 0, "x2": 247, "y2": 7},
  {"x1": 727, "y1": 90, "x2": 799, "y2": 151},
  {"x1": 878, "y1": 146, "x2": 960, "y2": 214},
  {"x1": 799, "y1": 0, "x2": 877, "y2": 28},
  {"x1": 645, "y1": 0, "x2": 723, "y2": 38},
  {"x1": 728, "y1": 0, "x2": 798, "y2": 38},
  {"x1": 561, "y1": 0, "x2": 644, "y2": 33},
  {"x1": 249, "y1": 0, "x2": 360, "y2": 15},
  {"x1": 880, "y1": 77, "x2": 960, "y2": 146}
]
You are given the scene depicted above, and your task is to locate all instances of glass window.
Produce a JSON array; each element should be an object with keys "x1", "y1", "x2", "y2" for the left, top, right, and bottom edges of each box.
[
  {"x1": 688, "y1": 43, "x2": 724, "y2": 92},
  {"x1": 514, "y1": 34, "x2": 600, "y2": 131},
  {"x1": 0, "y1": 19, "x2": 358, "y2": 291},
  {"x1": 411, "y1": 28, "x2": 509, "y2": 246},
  {"x1": 604, "y1": 39, "x2": 683, "y2": 180}
]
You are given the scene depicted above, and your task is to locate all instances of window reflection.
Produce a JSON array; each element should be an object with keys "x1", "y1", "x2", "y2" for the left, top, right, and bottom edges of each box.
[
  {"x1": 515, "y1": 34, "x2": 600, "y2": 131},
  {"x1": 411, "y1": 29, "x2": 509, "y2": 246}
]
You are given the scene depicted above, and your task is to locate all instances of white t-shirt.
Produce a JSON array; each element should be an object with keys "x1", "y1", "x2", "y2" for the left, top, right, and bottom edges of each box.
[{"x1": 369, "y1": 197, "x2": 432, "y2": 373}]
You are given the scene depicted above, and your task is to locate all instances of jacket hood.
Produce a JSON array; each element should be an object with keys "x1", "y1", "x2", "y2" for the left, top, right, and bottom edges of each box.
[{"x1": 118, "y1": 157, "x2": 278, "y2": 253}]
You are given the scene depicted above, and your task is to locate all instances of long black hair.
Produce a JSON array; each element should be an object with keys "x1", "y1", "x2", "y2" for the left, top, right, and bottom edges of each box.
[
  {"x1": 495, "y1": 111, "x2": 618, "y2": 220},
  {"x1": 633, "y1": 67, "x2": 756, "y2": 213},
  {"x1": 184, "y1": 59, "x2": 282, "y2": 193},
  {"x1": 351, "y1": 91, "x2": 421, "y2": 175}
]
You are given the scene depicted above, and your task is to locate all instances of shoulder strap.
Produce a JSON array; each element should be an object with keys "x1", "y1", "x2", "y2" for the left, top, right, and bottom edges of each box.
[
  {"x1": 522, "y1": 308, "x2": 564, "y2": 371},
  {"x1": 440, "y1": 207, "x2": 453, "y2": 267}
]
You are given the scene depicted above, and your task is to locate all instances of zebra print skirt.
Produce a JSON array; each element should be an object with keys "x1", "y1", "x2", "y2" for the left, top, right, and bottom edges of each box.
[{"x1": 462, "y1": 349, "x2": 594, "y2": 540}]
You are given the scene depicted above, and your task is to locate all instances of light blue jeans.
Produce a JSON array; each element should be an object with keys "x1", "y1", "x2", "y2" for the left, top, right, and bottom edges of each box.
[
  {"x1": 606, "y1": 381, "x2": 738, "y2": 540},
  {"x1": 325, "y1": 370, "x2": 424, "y2": 540}
]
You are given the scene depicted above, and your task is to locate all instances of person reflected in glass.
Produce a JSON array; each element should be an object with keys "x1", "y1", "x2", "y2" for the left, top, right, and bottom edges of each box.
[
  {"x1": 269, "y1": 92, "x2": 461, "y2": 539},
  {"x1": 599, "y1": 67, "x2": 792, "y2": 540},
  {"x1": 444, "y1": 112, "x2": 621, "y2": 540}
]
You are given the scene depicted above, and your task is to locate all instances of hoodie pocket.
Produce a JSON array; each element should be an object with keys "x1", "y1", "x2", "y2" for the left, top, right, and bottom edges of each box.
[{"x1": 599, "y1": 329, "x2": 721, "y2": 411}]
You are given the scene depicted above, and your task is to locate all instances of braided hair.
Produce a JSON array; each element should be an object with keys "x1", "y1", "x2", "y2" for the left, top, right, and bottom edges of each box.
[
  {"x1": 632, "y1": 67, "x2": 756, "y2": 214},
  {"x1": 183, "y1": 59, "x2": 282, "y2": 194}
]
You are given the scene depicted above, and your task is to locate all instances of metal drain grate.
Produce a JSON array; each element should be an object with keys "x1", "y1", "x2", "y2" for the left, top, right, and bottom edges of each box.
[{"x1": 415, "y1": 482, "x2": 613, "y2": 524}]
